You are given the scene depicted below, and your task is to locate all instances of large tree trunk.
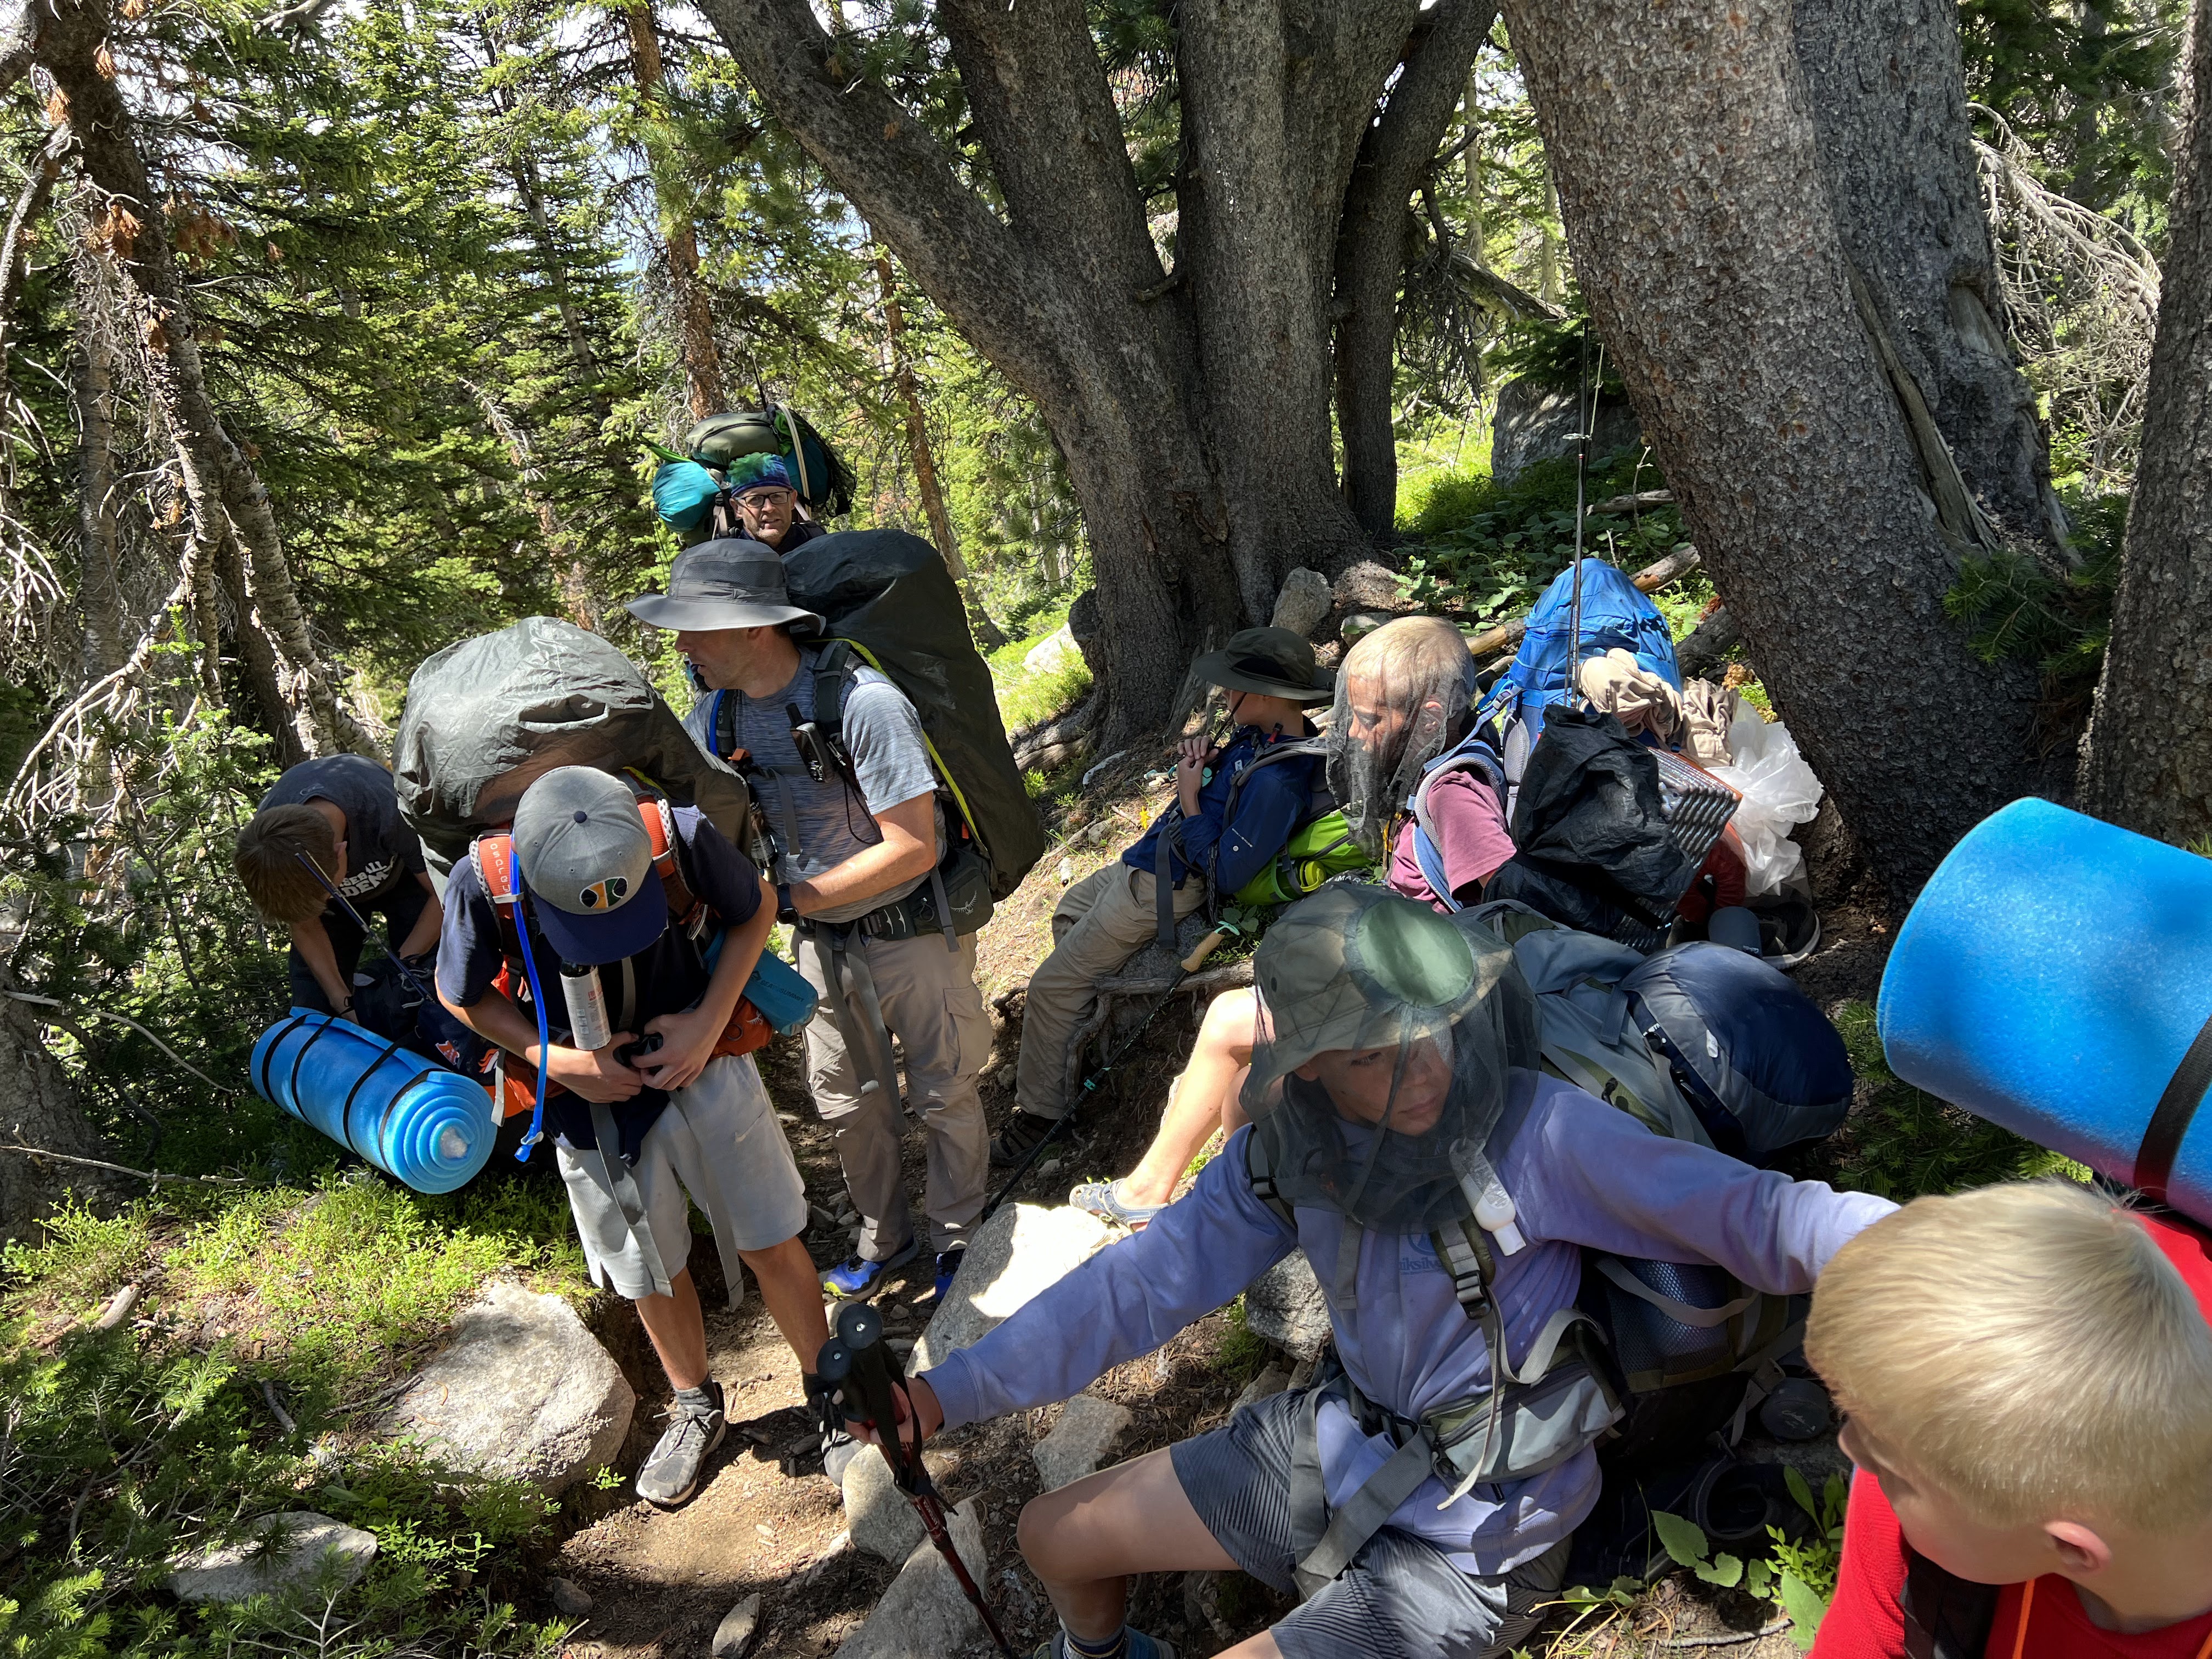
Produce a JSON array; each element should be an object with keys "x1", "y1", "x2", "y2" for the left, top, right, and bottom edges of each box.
[
  {"x1": 1793, "y1": 0, "x2": 2070, "y2": 555},
  {"x1": 2079, "y1": 5, "x2": 2212, "y2": 841},
  {"x1": 623, "y1": 0, "x2": 729, "y2": 421},
  {"x1": 42, "y1": 0, "x2": 368, "y2": 764},
  {"x1": 1504, "y1": 0, "x2": 2042, "y2": 899},
  {"x1": 704, "y1": 0, "x2": 1454, "y2": 742},
  {"x1": 72, "y1": 299, "x2": 129, "y2": 678},
  {"x1": 1333, "y1": 0, "x2": 1498, "y2": 539},
  {"x1": 873, "y1": 251, "x2": 1005, "y2": 649},
  {"x1": 0, "y1": 989, "x2": 110, "y2": 1242}
]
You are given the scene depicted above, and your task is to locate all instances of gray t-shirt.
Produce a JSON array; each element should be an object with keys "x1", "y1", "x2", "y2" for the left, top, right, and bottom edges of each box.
[{"x1": 684, "y1": 648, "x2": 942, "y2": 924}]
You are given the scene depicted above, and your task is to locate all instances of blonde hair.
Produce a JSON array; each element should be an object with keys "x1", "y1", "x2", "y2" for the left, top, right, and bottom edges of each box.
[
  {"x1": 234, "y1": 804, "x2": 338, "y2": 926},
  {"x1": 1342, "y1": 615, "x2": 1477, "y2": 701},
  {"x1": 1806, "y1": 1180, "x2": 2212, "y2": 1530}
]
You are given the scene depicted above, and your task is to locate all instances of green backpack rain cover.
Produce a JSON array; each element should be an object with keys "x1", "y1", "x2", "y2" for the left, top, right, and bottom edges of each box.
[
  {"x1": 684, "y1": 406, "x2": 856, "y2": 518},
  {"x1": 779, "y1": 529, "x2": 1045, "y2": 901}
]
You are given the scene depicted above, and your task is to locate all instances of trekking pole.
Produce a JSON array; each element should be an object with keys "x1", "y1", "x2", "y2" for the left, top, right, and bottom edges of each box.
[
  {"x1": 976, "y1": 925, "x2": 1230, "y2": 1228},
  {"x1": 292, "y1": 853, "x2": 436, "y2": 1005},
  {"x1": 817, "y1": 1302, "x2": 1018, "y2": 1659},
  {"x1": 1568, "y1": 327, "x2": 1590, "y2": 708}
]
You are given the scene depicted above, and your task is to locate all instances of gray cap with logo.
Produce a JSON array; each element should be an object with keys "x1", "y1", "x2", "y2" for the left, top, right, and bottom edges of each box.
[
  {"x1": 625, "y1": 537, "x2": 826, "y2": 634},
  {"x1": 511, "y1": 766, "x2": 670, "y2": 964}
]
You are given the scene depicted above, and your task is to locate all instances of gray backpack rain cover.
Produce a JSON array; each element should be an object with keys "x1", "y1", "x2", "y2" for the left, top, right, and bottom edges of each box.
[{"x1": 394, "y1": 616, "x2": 751, "y2": 882}]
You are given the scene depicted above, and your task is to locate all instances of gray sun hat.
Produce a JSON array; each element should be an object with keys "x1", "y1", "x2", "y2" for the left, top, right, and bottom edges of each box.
[
  {"x1": 1190, "y1": 626, "x2": 1336, "y2": 704},
  {"x1": 511, "y1": 766, "x2": 669, "y2": 965},
  {"x1": 625, "y1": 538, "x2": 825, "y2": 634}
]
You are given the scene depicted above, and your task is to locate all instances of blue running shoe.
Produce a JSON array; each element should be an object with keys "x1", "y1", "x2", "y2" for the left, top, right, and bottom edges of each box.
[
  {"x1": 930, "y1": 1246, "x2": 967, "y2": 1307},
  {"x1": 820, "y1": 1237, "x2": 920, "y2": 1299}
]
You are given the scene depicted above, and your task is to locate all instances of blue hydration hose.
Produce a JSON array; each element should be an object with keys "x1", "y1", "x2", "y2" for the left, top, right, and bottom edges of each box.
[{"x1": 509, "y1": 882, "x2": 552, "y2": 1160}]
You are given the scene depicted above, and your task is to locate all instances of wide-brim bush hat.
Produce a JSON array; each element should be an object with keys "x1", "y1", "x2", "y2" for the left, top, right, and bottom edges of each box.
[
  {"x1": 626, "y1": 538, "x2": 825, "y2": 633},
  {"x1": 1191, "y1": 626, "x2": 1336, "y2": 704}
]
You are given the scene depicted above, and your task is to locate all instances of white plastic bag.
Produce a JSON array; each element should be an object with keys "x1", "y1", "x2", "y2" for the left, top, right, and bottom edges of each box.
[{"x1": 1711, "y1": 709, "x2": 1823, "y2": 897}]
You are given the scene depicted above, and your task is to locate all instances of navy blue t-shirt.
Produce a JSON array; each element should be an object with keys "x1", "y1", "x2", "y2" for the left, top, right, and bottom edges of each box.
[
  {"x1": 435, "y1": 804, "x2": 762, "y2": 1155},
  {"x1": 261, "y1": 753, "x2": 425, "y2": 911}
]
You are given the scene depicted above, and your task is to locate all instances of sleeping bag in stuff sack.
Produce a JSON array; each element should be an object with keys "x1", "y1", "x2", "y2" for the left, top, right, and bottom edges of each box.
[
  {"x1": 781, "y1": 528, "x2": 1045, "y2": 901},
  {"x1": 1623, "y1": 941, "x2": 1855, "y2": 1164},
  {"x1": 684, "y1": 407, "x2": 856, "y2": 518},
  {"x1": 393, "y1": 617, "x2": 752, "y2": 887},
  {"x1": 1478, "y1": 556, "x2": 1680, "y2": 743}
]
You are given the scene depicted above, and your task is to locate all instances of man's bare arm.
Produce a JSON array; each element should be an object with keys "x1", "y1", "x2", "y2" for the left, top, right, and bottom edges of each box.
[{"x1": 789, "y1": 792, "x2": 936, "y2": 916}]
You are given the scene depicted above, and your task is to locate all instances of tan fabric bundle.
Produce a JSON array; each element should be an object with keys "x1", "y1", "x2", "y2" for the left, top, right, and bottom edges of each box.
[
  {"x1": 1679, "y1": 678, "x2": 1741, "y2": 768},
  {"x1": 1577, "y1": 647, "x2": 1684, "y2": 743}
]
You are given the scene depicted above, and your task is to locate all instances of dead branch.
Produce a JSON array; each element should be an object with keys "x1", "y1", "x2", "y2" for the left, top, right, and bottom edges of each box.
[
  {"x1": 1, "y1": 990, "x2": 232, "y2": 1091},
  {"x1": 0, "y1": 1139, "x2": 247, "y2": 1186}
]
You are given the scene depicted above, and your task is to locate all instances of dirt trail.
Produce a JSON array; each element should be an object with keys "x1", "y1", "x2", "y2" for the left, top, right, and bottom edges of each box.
[{"x1": 542, "y1": 774, "x2": 1892, "y2": 1659}]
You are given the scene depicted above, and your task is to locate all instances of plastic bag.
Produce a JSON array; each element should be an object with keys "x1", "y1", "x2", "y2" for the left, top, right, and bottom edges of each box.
[{"x1": 1709, "y1": 709, "x2": 1822, "y2": 896}]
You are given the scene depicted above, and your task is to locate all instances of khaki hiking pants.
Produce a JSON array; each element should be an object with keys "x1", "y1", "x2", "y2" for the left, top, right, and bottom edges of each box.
[
  {"x1": 795, "y1": 927, "x2": 992, "y2": 1261},
  {"x1": 1015, "y1": 862, "x2": 1206, "y2": 1121}
]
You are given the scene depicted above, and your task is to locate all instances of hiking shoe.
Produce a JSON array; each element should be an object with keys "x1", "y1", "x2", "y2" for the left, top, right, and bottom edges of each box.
[
  {"x1": 1033, "y1": 1631, "x2": 1177, "y2": 1659},
  {"x1": 930, "y1": 1246, "x2": 967, "y2": 1307},
  {"x1": 991, "y1": 1109, "x2": 1058, "y2": 1166},
  {"x1": 820, "y1": 1237, "x2": 921, "y2": 1299},
  {"x1": 635, "y1": 1378, "x2": 726, "y2": 1508},
  {"x1": 1070, "y1": 1179, "x2": 1167, "y2": 1232}
]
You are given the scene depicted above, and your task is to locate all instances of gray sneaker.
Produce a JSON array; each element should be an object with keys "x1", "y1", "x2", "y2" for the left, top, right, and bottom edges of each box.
[{"x1": 636, "y1": 1379, "x2": 727, "y2": 1508}]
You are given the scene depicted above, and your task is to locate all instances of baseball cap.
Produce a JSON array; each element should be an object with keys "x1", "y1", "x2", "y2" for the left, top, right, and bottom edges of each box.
[
  {"x1": 624, "y1": 538, "x2": 826, "y2": 633},
  {"x1": 511, "y1": 768, "x2": 670, "y2": 965}
]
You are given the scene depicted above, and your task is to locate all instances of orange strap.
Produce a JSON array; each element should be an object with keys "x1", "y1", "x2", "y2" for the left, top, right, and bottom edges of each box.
[{"x1": 2009, "y1": 1578, "x2": 2212, "y2": 1659}]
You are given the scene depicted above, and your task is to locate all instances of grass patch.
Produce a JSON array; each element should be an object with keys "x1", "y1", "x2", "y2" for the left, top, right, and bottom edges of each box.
[
  {"x1": 990, "y1": 607, "x2": 1094, "y2": 735},
  {"x1": 1212, "y1": 1298, "x2": 1271, "y2": 1388},
  {"x1": 1829, "y1": 1001, "x2": 2090, "y2": 1200}
]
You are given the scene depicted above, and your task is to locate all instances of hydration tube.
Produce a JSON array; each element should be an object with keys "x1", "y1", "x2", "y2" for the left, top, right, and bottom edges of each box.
[{"x1": 509, "y1": 883, "x2": 553, "y2": 1160}]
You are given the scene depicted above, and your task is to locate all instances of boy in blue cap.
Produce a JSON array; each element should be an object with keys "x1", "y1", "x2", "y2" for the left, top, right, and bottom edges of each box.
[{"x1": 435, "y1": 764, "x2": 833, "y2": 1507}]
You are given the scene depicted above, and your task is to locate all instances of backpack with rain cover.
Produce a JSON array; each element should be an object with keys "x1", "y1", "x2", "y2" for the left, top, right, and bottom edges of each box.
[
  {"x1": 393, "y1": 616, "x2": 753, "y2": 885},
  {"x1": 685, "y1": 407, "x2": 856, "y2": 518},
  {"x1": 1465, "y1": 900, "x2": 1852, "y2": 1468},
  {"x1": 730, "y1": 528, "x2": 1045, "y2": 904},
  {"x1": 1478, "y1": 557, "x2": 1680, "y2": 745}
]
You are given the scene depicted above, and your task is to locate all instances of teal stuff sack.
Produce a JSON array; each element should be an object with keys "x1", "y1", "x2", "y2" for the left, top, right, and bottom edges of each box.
[{"x1": 654, "y1": 459, "x2": 724, "y2": 531}]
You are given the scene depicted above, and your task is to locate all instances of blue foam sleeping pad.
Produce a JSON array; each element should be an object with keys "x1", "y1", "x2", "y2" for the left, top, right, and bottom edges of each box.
[
  {"x1": 251, "y1": 1012, "x2": 497, "y2": 1194},
  {"x1": 1878, "y1": 797, "x2": 2212, "y2": 1226}
]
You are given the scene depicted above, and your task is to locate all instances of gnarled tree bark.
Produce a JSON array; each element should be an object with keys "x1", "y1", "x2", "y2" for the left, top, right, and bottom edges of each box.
[
  {"x1": 2079, "y1": 3, "x2": 2212, "y2": 842},
  {"x1": 41, "y1": 0, "x2": 369, "y2": 764},
  {"x1": 1334, "y1": 0, "x2": 1498, "y2": 539},
  {"x1": 704, "y1": 0, "x2": 1471, "y2": 741},
  {"x1": 1504, "y1": 0, "x2": 2042, "y2": 899},
  {"x1": 1793, "y1": 0, "x2": 2070, "y2": 556},
  {"x1": 0, "y1": 986, "x2": 110, "y2": 1243}
]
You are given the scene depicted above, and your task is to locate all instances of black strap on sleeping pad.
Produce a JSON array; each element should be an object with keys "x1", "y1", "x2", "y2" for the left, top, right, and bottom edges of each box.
[
  {"x1": 256, "y1": 1012, "x2": 314, "y2": 1100},
  {"x1": 283, "y1": 1015, "x2": 343, "y2": 1115},
  {"x1": 2136, "y1": 1006, "x2": 2212, "y2": 1205},
  {"x1": 336, "y1": 1034, "x2": 409, "y2": 1158}
]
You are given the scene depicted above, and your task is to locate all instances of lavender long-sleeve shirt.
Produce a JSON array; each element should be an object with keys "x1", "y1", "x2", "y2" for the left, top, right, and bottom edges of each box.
[{"x1": 925, "y1": 1076, "x2": 1894, "y2": 1575}]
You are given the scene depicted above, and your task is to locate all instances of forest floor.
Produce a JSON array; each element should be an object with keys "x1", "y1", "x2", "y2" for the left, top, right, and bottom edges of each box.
[{"x1": 538, "y1": 757, "x2": 1897, "y2": 1659}]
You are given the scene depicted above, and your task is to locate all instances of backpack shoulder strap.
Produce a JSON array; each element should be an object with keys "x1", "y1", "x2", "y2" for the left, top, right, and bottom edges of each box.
[
  {"x1": 1430, "y1": 1214, "x2": 1496, "y2": 1324},
  {"x1": 1900, "y1": 1547, "x2": 2000, "y2": 1659},
  {"x1": 810, "y1": 639, "x2": 858, "y2": 746},
  {"x1": 1244, "y1": 1121, "x2": 1298, "y2": 1231},
  {"x1": 709, "y1": 689, "x2": 734, "y2": 761},
  {"x1": 1406, "y1": 736, "x2": 1508, "y2": 915},
  {"x1": 623, "y1": 770, "x2": 709, "y2": 939},
  {"x1": 470, "y1": 832, "x2": 526, "y2": 961}
]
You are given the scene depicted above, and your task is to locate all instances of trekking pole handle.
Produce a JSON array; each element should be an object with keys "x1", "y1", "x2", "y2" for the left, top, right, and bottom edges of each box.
[
  {"x1": 829, "y1": 1301, "x2": 925, "y2": 1491},
  {"x1": 1181, "y1": 928, "x2": 1232, "y2": 974}
]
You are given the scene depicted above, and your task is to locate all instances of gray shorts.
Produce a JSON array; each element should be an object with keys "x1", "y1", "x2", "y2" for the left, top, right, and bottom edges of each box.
[
  {"x1": 556, "y1": 1053, "x2": 808, "y2": 1304},
  {"x1": 1170, "y1": 1388, "x2": 1568, "y2": 1659}
]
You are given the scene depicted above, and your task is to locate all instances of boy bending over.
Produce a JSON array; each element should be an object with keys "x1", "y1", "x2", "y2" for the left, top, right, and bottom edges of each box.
[
  {"x1": 1805, "y1": 1180, "x2": 2212, "y2": 1658},
  {"x1": 866, "y1": 885, "x2": 1891, "y2": 1658}
]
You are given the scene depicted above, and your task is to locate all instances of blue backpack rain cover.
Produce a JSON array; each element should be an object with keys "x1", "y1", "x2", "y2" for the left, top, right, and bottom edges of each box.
[{"x1": 1479, "y1": 558, "x2": 1681, "y2": 741}]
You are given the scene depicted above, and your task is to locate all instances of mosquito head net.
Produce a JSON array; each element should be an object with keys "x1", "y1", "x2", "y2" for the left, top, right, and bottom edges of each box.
[
  {"x1": 1327, "y1": 616, "x2": 1483, "y2": 859},
  {"x1": 1240, "y1": 883, "x2": 1542, "y2": 1232}
]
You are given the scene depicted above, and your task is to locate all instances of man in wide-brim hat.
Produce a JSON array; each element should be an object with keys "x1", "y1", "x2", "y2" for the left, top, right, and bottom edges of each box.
[{"x1": 992, "y1": 624, "x2": 1336, "y2": 1165}]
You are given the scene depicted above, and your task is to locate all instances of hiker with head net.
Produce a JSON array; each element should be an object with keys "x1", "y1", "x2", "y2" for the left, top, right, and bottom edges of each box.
[
  {"x1": 1073, "y1": 618, "x2": 1513, "y2": 1233},
  {"x1": 842, "y1": 885, "x2": 1892, "y2": 1659}
]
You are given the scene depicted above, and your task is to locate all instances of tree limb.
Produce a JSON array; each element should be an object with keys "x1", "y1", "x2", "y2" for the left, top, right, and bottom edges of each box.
[
  {"x1": 0, "y1": 0, "x2": 38, "y2": 97},
  {"x1": 0, "y1": 1140, "x2": 247, "y2": 1186},
  {"x1": 2, "y1": 991, "x2": 233, "y2": 1092}
]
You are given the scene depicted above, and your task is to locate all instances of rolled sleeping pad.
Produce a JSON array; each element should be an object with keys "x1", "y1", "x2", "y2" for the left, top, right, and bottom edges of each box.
[
  {"x1": 1877, "y1": 797, "x2": 2212, "y2": 1226},
  {"x1": 251, "y1": 1011, "x2": 498, "y2": 1194}
]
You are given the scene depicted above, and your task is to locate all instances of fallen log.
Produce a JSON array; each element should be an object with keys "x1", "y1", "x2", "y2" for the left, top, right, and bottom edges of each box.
[
  {"x1": 1463, "y1": 544, "x2": 1701, "y2": 659},
  {"x1": 1675, "y1": 603, "x2": 1741, "y2": 682},
  {"x1": 1587, "y1": 489, "x2": 1674, "y2": 516}
]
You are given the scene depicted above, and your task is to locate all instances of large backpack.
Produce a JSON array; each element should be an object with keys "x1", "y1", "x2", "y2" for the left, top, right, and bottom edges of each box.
[
  {"x1": 1404, "y1": 731, "x2": 1509, "y2": 912},
  {"x1": 764, "y1": 528, "x2": 1045, "y2": 902},
  {"x1": 1468, "y1": 902, "x2": 1852, "y2": 1466},
  {"x1": 394, "y1": 617, "x2": 753, "y2": 886},
  {"x1": 1478, "y1": 557, "x2": 1680, "y2": 744},
  {"x1": 684, "y1": 407, "x2": 856, "y2": 518}
]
